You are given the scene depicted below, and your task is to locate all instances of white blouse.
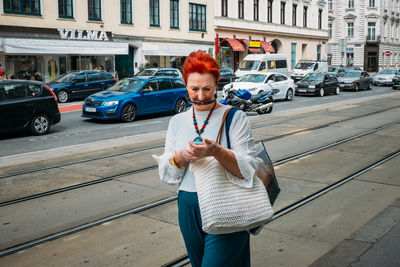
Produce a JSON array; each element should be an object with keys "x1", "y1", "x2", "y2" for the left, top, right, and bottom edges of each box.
[{"x1": 152, "y1": 105, "x2": 259, "y2": 192}]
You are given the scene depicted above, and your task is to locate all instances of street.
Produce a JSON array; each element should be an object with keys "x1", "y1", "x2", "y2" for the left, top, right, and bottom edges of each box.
[{"x1": 0, "y1": 84, "x2": 396, "y2": 156}]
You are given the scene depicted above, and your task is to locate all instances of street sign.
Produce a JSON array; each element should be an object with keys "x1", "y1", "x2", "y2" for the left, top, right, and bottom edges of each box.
[
  {"x1": 339, "y1": 39, "x2": 347, "y2": 53},
  {"x1": 385, "y1": 51, "x2": 391, "y2": 56}
]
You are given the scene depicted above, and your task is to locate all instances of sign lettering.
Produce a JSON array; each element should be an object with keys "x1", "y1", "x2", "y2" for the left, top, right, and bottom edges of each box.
[{"x1": 58, "y1": 28, "x2": 109, "y2": 41}]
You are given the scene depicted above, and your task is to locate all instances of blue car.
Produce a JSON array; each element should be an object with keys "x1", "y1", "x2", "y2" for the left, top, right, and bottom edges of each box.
[
  {"x1": 47, "y1": 71, "x2": 117, "y2": 103},
  {"x1": 82, "y1": 77, "x2": 189, "y2": 122}
]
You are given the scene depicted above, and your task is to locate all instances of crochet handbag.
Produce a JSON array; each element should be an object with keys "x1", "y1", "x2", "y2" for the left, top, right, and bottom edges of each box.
[{"x1": 189, "y1": 108, "x2": 274, "y2": 234}]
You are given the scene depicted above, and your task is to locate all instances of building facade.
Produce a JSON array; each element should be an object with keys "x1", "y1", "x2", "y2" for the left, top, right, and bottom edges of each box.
[
  {"x1": 214, "y1": 0, "x2": 329, "y2": 71},
  {"x1": 0, "y1": 0, "x2": 215, "y2": 82},
  {"x1": 328, "y1": 0, "x2": 400, "y2": 72}
]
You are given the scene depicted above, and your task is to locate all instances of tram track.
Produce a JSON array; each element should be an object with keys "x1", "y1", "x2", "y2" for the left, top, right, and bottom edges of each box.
[
  {"x1": 1, "y1": 101, "x2": 398, "y2": 180},
  {"x1": 1, "y1": 120, "x2": 399, "y2": 258}
]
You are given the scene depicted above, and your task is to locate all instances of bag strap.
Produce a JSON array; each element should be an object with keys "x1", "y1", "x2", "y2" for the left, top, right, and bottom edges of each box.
[
  {"x1": 225, "y1": 107, "x2": 239, "y2": 149},
  {"x1": 216, "y1": 108, "x2": 232, "y2": 145}
]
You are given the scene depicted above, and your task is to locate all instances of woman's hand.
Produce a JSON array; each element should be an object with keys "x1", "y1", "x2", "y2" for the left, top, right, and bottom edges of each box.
[{"x1": 187, "y1": 138, "x2": 220, "y2": 160}]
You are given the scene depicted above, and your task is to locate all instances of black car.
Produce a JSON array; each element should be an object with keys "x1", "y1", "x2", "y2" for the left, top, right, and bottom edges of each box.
[
  {"x1": 0, "y1": 80, "x2": 61, "y2": 135},
  {"x1": 393, "y1": 73, "x2": 400, "y2": 90},
  {"x1": 295, "y1": 73, "x2": 340, "y2": 97},
  {"x1": 47, "y1": 71, "x2": 117, "y2": 103},
  {"x1": 218, "y1": 68, "x2": 238, "y2": 90}
]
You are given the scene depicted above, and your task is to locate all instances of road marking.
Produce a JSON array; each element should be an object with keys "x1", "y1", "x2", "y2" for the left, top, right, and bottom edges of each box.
[
  {"x1": 59, "y1": 104, "x2": 82, "y2": 113},
  {"x1": 123, "y1": 121, "x2": 163, "y2": 128}
]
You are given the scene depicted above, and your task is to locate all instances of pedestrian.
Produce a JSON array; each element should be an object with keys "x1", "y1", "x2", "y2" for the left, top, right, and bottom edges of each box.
[
  {"x1": 98, "y1": 65, "x2": 104, "y2": 71},
  {"x1": 153, "y1": 50, "x2": 258, "y2": 266}
]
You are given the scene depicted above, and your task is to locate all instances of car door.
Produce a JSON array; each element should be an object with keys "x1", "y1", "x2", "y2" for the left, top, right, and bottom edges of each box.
[
  {"x1": 69, "y1": 73, "x2": 88, "y2": 98},
  {"x1": 136, "y1": 79, "x2": 160, "y2": 114},
  {"x1": 157, "y1": 78, "x2": 175, "y2": 111},
  {"x1": 323, "y1": 74, "x2": 334, "y2": 93},
  {"x1": 0, "y1": 83, "x2": 34, "y2": 130},
  {"x1": 273, "y1": 74, "x2": 289, "y2": 99},
  {"x1": 86, "y1": 72, "x2": 105, "y2": 96},
  {"x1": 360, "y1": 72, "x2": 369, "y2": 89}
]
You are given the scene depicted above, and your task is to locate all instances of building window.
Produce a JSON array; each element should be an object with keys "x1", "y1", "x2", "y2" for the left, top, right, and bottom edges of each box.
[
  {"x1": 222, "y1": 0, "x2": 228, "y2": 17},
  {"x1": 170, "y1": 0, "x2": 179, "y2": 28},
  {"x1": 328, "y1": 23, "x2": 332, "y2": 38},
  {"x1": 150, "y1": 0, "x2": 160, "y2": 27},
  {"x1": 303, "y1": 6, "x2": 307, "y2": 27},
  {"x1": 4, "y1": 0, "x2": 41, "y2": 15},
  {"x1": 267, "y1": 0, "x2": 273, "y2": 23},
  {"x1": 347, "y1": 22, "x2": 354, "y2": 37},
  {"x1": 121, "y1": 0, "x2": 132, "y2": 24},
  {"x1": 88, "y1": 0, "x2": 101, "y2": 21},
  {"x1": 238, "y1": 0, "x2": 244, "y2": 19},
  {"x1": 280, "y1": 2, "x2": 285, "y2": 24},
  {"x1": 59, "y1": 0, "x2": 73, "y2": 18},
  {"x1": 328, "y1": 0, "x2": 333, "y2": 10},
  {"x1": 254, "y1": 0, "x2": 259, "y2": 21},
  {"x1": 317, "y1": 45, "x2": 321, "y2": 61},
  {"x1": 292, "y1": 4, "x2": 297, "y2": 26},
  {"x1": 189, "y1": 3, "x2": 206, "y2": 32},
  {"x1": 369, "y1": 0, "x2": 375, "y2": 7},
  {"x1": 348, "y1": 0, "x2": 354, "y2": 8},
  {"x1": 318, "y1": 9, "x2": 322, "y2": 29},
  {"x1": 291, "y1": 43, "x2": 296, "y2": 69}
]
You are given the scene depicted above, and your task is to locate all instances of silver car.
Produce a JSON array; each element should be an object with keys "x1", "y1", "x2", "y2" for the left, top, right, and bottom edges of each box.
[
  {"x1": 338, "y1": 71, "x2": 372, "y2": 91},
  {"x1": 373, "y1": 69, "x2": 399, "y2": 86}
]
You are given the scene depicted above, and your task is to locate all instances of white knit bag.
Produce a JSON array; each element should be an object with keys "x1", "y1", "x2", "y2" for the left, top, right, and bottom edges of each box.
[{"x1": 189, "y1": 156, "x2": 274, "y2": 234}]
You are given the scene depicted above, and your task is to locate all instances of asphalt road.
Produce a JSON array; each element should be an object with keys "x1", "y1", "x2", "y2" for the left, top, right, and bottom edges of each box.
[{"x1": 0, "y1": 85, "x2": 396, "y2": 157}]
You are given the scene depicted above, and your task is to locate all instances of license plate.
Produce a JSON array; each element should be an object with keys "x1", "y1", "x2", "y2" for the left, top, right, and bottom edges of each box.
[
  {"x1": 339, "y1": 84, "x2": 345, "y2": 87},
  {"x1": 298, "y1": 89, "x2": 307, "y2": 92},
  {"x1": 85, "y1": 107, "x2": 96, "y2": 112}
]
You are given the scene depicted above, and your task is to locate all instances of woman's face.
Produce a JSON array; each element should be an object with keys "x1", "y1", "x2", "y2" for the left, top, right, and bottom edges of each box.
[{"x1": 186, "y1": 72, "x2": 217, "y2": 111}]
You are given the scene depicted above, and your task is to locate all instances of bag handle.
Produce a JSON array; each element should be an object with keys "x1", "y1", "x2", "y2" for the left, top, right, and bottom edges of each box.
[{"x1": 216, "y1": 108, "x2": 232, "y2": 145}]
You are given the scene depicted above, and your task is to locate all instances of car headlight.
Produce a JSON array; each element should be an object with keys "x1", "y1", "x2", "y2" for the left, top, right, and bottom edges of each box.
[
  {"x1": 102, "y1": 101, "x2": 119, "y2": 106},
  {"x1": 309, "y1": 85, "x2": 315, "y2": 89}
]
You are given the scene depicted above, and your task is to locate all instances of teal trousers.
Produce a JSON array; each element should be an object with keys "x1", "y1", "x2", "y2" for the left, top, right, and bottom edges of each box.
[{"x1": 177, "y1": 190, "x2": 251, "y2": 267}]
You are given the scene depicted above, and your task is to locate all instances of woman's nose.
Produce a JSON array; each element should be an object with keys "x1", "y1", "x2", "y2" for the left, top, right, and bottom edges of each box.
[{"x1": 197, "y1": 90, "x2": 205, "y2": 100}]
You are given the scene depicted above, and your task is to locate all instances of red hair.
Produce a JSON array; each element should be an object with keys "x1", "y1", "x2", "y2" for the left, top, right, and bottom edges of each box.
[{"x1": 182, "y1": 50, "x2": 220, "y2": 85}]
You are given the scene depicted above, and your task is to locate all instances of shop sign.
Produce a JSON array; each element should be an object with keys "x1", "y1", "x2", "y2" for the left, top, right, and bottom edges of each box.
[
  {"x1": 346, "y1": 47, "x2": 354, "y2": 52},
  {"x1": 58, "y1": 28, "x2": 109, "y2": 41},
  {"x1": 249, "y1": 41, "x2": 261, "y2": 48}
]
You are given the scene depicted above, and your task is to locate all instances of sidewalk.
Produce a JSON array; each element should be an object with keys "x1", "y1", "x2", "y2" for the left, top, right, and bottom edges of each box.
[{"x1": 310, "y1": 198, "x2": 400, "y2": 267}]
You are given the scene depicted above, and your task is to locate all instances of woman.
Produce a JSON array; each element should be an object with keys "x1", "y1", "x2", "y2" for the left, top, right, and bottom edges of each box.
[{"x1": 153, "y1": 51, "x2": 259, "y2": 266}]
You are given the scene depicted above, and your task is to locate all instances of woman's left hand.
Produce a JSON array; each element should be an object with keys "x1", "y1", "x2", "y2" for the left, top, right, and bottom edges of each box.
[{"x1": 189, "y1": 138, "x2": 220, "y2": 159}]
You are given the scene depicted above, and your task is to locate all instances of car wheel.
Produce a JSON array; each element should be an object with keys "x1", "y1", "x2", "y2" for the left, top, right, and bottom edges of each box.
[
  {"x1": 285, "y1": 89, "x2": 294, "y2": 101},
  {"x1": 57, "y1": 90, "x2": 69, "y2": 103},
  {"x1": 30, "y1": 114, "x2": 50, "y2": 135},
  {"x1": 121, "y1": 104, "x2": 136, "y2": 122},
  {"x1": 174, "y1": 99, "x2": 187, "y2": 114},
  {"x1": 355, "y1": 83, "x2": 359, "y2": 91},
  {"x1": 266, "y1": 106, "x2": 273, "y2": 113},
  {"x1": 335, "y1": 86, "x2": 340, "y2": 95},
  {"x1": 319, "y1": 88, "x2": 325, "y2": 97}
]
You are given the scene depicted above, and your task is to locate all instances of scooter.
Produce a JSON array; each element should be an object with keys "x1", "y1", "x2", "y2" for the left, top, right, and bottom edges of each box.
[{"x1": 220, "y1": 88, "x2": 277, "y2": 114}]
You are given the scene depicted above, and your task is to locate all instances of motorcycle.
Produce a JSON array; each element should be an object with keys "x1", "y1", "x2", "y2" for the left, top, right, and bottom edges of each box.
[{"x1": 220, "y1": 88, "x2": 278, "y2": 114}]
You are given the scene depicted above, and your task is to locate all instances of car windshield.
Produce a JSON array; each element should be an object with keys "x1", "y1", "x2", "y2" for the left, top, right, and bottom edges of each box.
[
  {"x1": 237, "y1": 74, "x2": 267, "y2": 83},
  {"x1": 136, "y1": 69, "x2": 156, "y2": 76},
  {"x1": 303, "y1": 73, "x2": 324, "y2": 82},
  {"x1": 238, "y1": 60, "x2": 261, "y2": 71},
  {"x1": 379, "y1": 69, "x2": 397, "y2": 74},
  {"x1": 51, "y1": 72, "x2": 77, "y2": 83},
  {"x1": 220, "y1": 68, "x2": 233, "y2": 74},
  {"x1": 342, "y1": 72, "x2": 360, "y2": 78},
  {"x1": 295, "y1": 62, "x2": 314, "y2": 69},
  {"x1": 108, "y1": 79, "x2": 145, "y2": 92}
]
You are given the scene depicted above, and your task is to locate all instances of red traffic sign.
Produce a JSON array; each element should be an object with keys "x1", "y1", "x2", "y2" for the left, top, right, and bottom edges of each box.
[{"x1": 385, "y1": 51, "x2": 391, "y2": 56}]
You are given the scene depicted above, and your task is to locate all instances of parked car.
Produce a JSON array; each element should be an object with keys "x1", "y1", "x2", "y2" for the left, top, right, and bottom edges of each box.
[
  {"x1": 0, "y1": 80, "x2": 60, "y2": 135},
  {"x1": 47, "y1": 71, "x2": 117, "y2": 103},
  {"x1": 393, "y1": 73, "x2": 400, "y2": 90},
  {"x1": 222, "y1": 72, "x2": 295, "y2": 101},
  {"x1": 295, "y1": 73, "x2": 339, "y2": 97},
  {"x1": 135, "y1": 68, "x2": 183, "y2": 79},
  {"x1": 218, "y1": 68, "x2": 238, "y2": 90},
  {"x1": 338, "y1": 71, "x2": 372, "y2": 91},
  {"x1": 372, "y1": 69, "x2": 399, "y2": 86},
  {"x1": 82, "y1": 77, "x2": 189, "y2": 122},
  {"x1": 328, "y1": 66, "x2": 346, "y2": 77}
]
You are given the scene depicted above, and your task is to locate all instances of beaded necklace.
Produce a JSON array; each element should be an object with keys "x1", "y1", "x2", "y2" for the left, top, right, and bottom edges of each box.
[{"x1": 192, "y1": 101, "x2": 217, "y2": 143}]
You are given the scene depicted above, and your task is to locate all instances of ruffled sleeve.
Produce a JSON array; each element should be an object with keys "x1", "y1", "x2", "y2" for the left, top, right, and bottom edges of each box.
[
  {"x1": 152, "y1": 117, "x2": 186, "y2": 184},
  {"x1": 224, "y1": 110, "x2": 259, "y2": 188}
]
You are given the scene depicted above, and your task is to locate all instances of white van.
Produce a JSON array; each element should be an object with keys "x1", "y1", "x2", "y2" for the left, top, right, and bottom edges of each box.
[
  {"x1": 235, "y1": 54, "x2": 289, "y2": 77},
  {"x1": 291, "y1": 60, "x2": 328, "y2": 82}
]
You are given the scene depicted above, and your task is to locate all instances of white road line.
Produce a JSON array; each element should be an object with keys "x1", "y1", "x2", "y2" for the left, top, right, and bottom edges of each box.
[{"x1": 122, "y1": 120, "x2": 163, "y2": 128}]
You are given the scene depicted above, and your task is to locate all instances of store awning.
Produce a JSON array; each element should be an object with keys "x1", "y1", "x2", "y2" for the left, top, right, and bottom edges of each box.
[
  {"x1": 0, "y1": 38, "x2": 129, "y2": 55},
  {"x1": 222, "y1": 38, "x2": 245, "y2": 52},
  {"x1": 248, "y1": 48, "x2": 261, "y2": 53},
  {"x1": 260, "y1": 41, "x2": 275, "y2": 53},
  {"x1": 142, "y1": 41, "x2": 212, "y2": 56}
]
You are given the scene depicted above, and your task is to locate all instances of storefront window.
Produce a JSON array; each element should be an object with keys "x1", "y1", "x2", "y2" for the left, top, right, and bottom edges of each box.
[
  {"x1": 88, "y1": 0, "x2": 102, "y2": 21},
  {"x1": 4, "y1": 0, "x2": 41, "y2": 16},
  {"x1": 59, "y1": 0, "x2": 73, "y2": 18}
]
